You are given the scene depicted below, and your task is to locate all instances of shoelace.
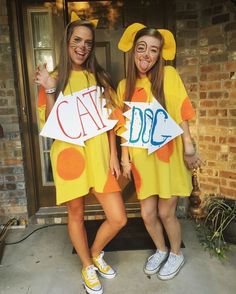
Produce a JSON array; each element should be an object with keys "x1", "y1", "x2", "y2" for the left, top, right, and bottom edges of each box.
[
  {"x1": 86, "y1": 265, "x2": 99, "y2": 284},
  {"x1": 148, "y1": 252, "x2": 162, "y2": 265},
  {"x1": 165, "y1": 254, "x2": 178, "y2": 268},
  {"x1": 96, "y1": 252, "x2": 109, "y2": 270}
]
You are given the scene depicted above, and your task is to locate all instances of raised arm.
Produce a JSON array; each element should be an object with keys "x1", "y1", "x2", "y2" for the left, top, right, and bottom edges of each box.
[{"x1": 34, "y1": 64, "x2": 57, "y2": 120}]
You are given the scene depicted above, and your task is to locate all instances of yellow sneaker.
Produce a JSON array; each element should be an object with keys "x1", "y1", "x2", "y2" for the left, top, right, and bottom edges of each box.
[
  {"x1": 92, "y1": 251, "x2": 116, "y2": 279},
  {"x1": 81, "y1": 265, "x2": 103, "y2": 294}
]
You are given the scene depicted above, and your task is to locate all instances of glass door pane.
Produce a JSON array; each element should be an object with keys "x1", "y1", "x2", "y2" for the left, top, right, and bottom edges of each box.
[{"x1": 28, "y1": 8, "x2": 55, "y2": 186}]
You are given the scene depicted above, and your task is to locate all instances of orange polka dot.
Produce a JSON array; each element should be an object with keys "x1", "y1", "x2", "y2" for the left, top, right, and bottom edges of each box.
[
  {"x1": 38, "y1": 86, "x2": 47, "y2": 107},
  {"x1": 131, "y1": 163, "x2": 142, "y2": 193},
  {"x1": 181, "y1": 97, "x2": 195, "y2": 121},
  {"x1": 155, "y1": 140, "x2": 174, "y2": 163},
  {"x1": 132, "y1": 88, "x2": 148, "y2": 102},
  {"x1": 103, "y1": 170, "x2": 121, "y2": 193},
  {"x1": 57, "y1": 148, "x2": 85, "y2": 180}
]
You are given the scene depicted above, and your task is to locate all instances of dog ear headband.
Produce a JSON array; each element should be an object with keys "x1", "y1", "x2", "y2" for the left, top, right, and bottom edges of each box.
[
  {"x1": 118, "y1": 22, "x2": 176, "y2": 60},
  {"x1": 70, "y1": 11, "x2": 98, "y2": 27}
]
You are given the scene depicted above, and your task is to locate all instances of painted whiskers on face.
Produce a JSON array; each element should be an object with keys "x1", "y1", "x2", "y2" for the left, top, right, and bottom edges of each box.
[
  {"x1": 69, "y1": 37, "x2": 93, "y2": 52},
  {"x1": 134, "y1": 36, "x2": 161, "y2": 78},
  {"x1": 68, "y1": 26, "x2": 93, "y2": 70}
]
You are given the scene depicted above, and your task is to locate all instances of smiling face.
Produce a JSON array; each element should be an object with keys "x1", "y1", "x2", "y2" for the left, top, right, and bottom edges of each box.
[
  {"x1": 134, "y1": 35, "x2": 161, "y2": 78},
  {"x1": 68, "y1": 26, "x2": 93, "y2": 70}
]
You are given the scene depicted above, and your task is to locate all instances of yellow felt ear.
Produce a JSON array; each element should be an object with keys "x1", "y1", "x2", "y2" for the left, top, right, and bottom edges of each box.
[
  {"x1": 70, "y1": 12, "x2": 98, "y2": 28},
  {"x1": 71, "y1": 11, "x2": 80, "y2": 22},
  {"x1": 157, "y1": 29, "x2": 176, "y2": 61},
  {"x1": 118, "y1": 23, "x2": 146, "y2": 52},
  {"x1": 90, "y1": 19, "x2": 99, "y2": 28}
]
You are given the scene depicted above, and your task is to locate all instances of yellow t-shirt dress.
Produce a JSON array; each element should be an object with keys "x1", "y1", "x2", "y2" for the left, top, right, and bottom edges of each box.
[
  {"x1": 115, "y1": 66, "x2": 195, "y2": 200},
  {"x1": 38, "y1": 70, "x2": 120, "y2": 205}
]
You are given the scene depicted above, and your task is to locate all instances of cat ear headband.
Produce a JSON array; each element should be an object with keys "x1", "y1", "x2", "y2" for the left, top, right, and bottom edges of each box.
[
  {"x1": 118, "y1": 22, "x2": 176, "y2": 60},
  {"x1": 70, "y1": 11, "x2": 98, "y2": 27}
]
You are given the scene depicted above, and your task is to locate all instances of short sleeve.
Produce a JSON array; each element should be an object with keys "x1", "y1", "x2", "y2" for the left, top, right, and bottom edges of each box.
[{"x1": 164, "y1": 66, "x2": 195, "y2": 124}]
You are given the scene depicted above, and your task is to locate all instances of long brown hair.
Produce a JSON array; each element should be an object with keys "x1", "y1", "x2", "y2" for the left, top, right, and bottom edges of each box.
[
  {"x1": 55, "y1": 20, "x2": 116, "y2": 105},
  {"x1": 125, "y1": 28, "x2": 166, "y2": 109}
]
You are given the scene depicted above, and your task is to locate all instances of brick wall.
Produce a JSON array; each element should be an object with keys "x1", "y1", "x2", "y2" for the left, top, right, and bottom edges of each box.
[
  {"x1": 0, "y1": 0, "x2": 27, "y2": 224},
  {"x1": 176, "y1": 0, "x2": 236, "y2": 199}
]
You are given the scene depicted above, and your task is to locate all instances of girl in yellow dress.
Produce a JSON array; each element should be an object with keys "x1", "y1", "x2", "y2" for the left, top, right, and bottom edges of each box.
[
  {"x1": 115, "y1": 23, "x2": 201, "y2": 280},
  {"x1": 35, "y1": 14, "x2": 127, "y2": 294}
]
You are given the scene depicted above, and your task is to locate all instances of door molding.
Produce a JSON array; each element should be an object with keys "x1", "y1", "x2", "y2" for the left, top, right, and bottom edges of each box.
[{"x1": 8, "y1": 0, "x2": 38, "y2": 216}]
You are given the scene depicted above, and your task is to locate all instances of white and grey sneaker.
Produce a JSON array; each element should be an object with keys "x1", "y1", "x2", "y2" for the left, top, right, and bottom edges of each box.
[
  {"x1": 144, "y1": 250, "x2": 169, "y2": 275},
  {"x1": 157, "y1": 252, "x2": 185, "y2": 280}
]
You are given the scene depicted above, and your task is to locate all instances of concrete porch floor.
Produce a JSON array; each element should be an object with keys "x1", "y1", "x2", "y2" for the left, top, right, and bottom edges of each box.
[{"x1": 0, "y1": 219, "x2": 236, "y2": 294}]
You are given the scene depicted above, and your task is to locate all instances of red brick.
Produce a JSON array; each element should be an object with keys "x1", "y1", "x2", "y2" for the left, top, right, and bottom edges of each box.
[
  {"x1": 199, "y1": 143, "x2": 208, "y2": 150},
  {"x1": 230, "y1": 163, "x2": 236, "y2": 170},
  {"x1": 199, "y1": 118, "x2": 217, "y2": 125},
  {"x1": 219, "y1": 98, "x2": 236, "y2": 107},
  {"x1": 220, "y1": 186, "x2": 236, "y2": 197},
  {"x1": 223, "y1": 80, "x2": 236, "y2": 89},
  {"x1": 200, "y1": 74, "x2": 207, "y2": 81},
  {"x1": 220, "y1": 178, "x2": 227, "y2": 185},
  {"x1": 207, "y1": 161, "x2": 217, "y2": 167},
  {"x1": 6, "y1": 183, "x2": 16, "y2": 190},
  {"x1": 208, "y1": 177, "x2": 220, "y2": 185},
  {"x1": 200, "y1": 183, "x2": 218, "y2": 192},
  {"x1": 219, "y1": 153, "x2": 228, "y2": 161},
  {"x1": 200, "y1": 100, "x2": 217, "y2": 107},
  {"x1": 208, "y1": 144, "x2": 221, "y2": 152},
  {"x1": 224, "y1": 61, "x2": 236, "y2": 71},
  {"x1": 229, "y1": 147, "x2": 236, "y2": 153},
  {"x1": 207, "y1": 81, "x2": 221, "y2": 90},
  {"x1": 228, "y1": 137, "x2": 236, "y2": 144},
  {"x1": 219, "y1": 137, "x2": 227, "y2": 144},
  {"x1": 208, "y1": 91, "x2": 223, "y2": 99},
  {"x1": 219, "y1": 171, "x2": 236, "y2": 180},
  {"x1": 207, "y1": 73, "x2": 229, "y2": 81},
  {"x1": 229, "y1": 180, "x2": 236, "y2": 188},
  {"x1": 200, "y1": 26, "x2": 222, "y2": 37},
  {"x1": 229, "y1": 109, "x2": 236, "y2": 116},
  {"x1": 205, "y1": 152, "x2": 218, "y2": 160},
  {"x1": 229, "y1": 91, "x2": 236, "y2": 99},
  {"x1": 218, "y1": 119, "x2": 236, "y2": 127},
  {"x1": 4, "y1": 158, "x2": 22, "y2": 165},
  {"x1": 208, "y1": 109, "x2": 227, "y2": 117},
  {"x1": 200, "y1": 82, "x2": 207, "y2": 91},
  {"x1": 200, "y1": 92, "x2": 207, "y2": 99},
  {"x1": 199, "y1": 110, "x2": 206, "y2": 116},
  {"x1": 202, "y1": 136, "x2": 216, "y2": 142},
  {"x1": 200, "y1": 64, "x2": 221, "y2": 72}
]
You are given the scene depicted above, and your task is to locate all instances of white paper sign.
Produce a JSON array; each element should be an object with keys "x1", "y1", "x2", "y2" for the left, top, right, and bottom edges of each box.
[
  {"x1": 40, "y1": 86, "x2": 118, "y2": 146},
  {"x1": 121, "y1": 100, "x2": 183, "y2": 154}
]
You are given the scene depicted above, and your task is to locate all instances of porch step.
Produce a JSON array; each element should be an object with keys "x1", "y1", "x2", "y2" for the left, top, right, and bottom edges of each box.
[
  {"x1": 31, "y1": 203, "x2": 141, "y2": 225},
  {"x1": 31, "y1": 199, "x2": 188, "y2": 225}
]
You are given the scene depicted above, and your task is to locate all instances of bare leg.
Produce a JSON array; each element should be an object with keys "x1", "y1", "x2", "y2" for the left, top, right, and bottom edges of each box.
[
  {"x1": 90, "y1": 191, "x2": 127, "y2": 257},
  {"x1": 140, "y1": 196, "x2": 167, "y2": 252},
  {"x1": 158, "y1": 197, "x2": 181, "y2": 254},
  {"x1": 66, "y1": 197, "x2": 92, "y2": 268}
]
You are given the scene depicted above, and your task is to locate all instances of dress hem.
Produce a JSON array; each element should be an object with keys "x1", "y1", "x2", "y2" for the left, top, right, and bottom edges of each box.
[{"x1": 56, "y1": 187, "x2": 121, "y2": 205}]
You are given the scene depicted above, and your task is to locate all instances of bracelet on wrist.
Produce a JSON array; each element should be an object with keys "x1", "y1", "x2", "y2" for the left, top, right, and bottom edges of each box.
[{"x1": 45, "y1": 87, "x2": 56, "y2": 94}]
